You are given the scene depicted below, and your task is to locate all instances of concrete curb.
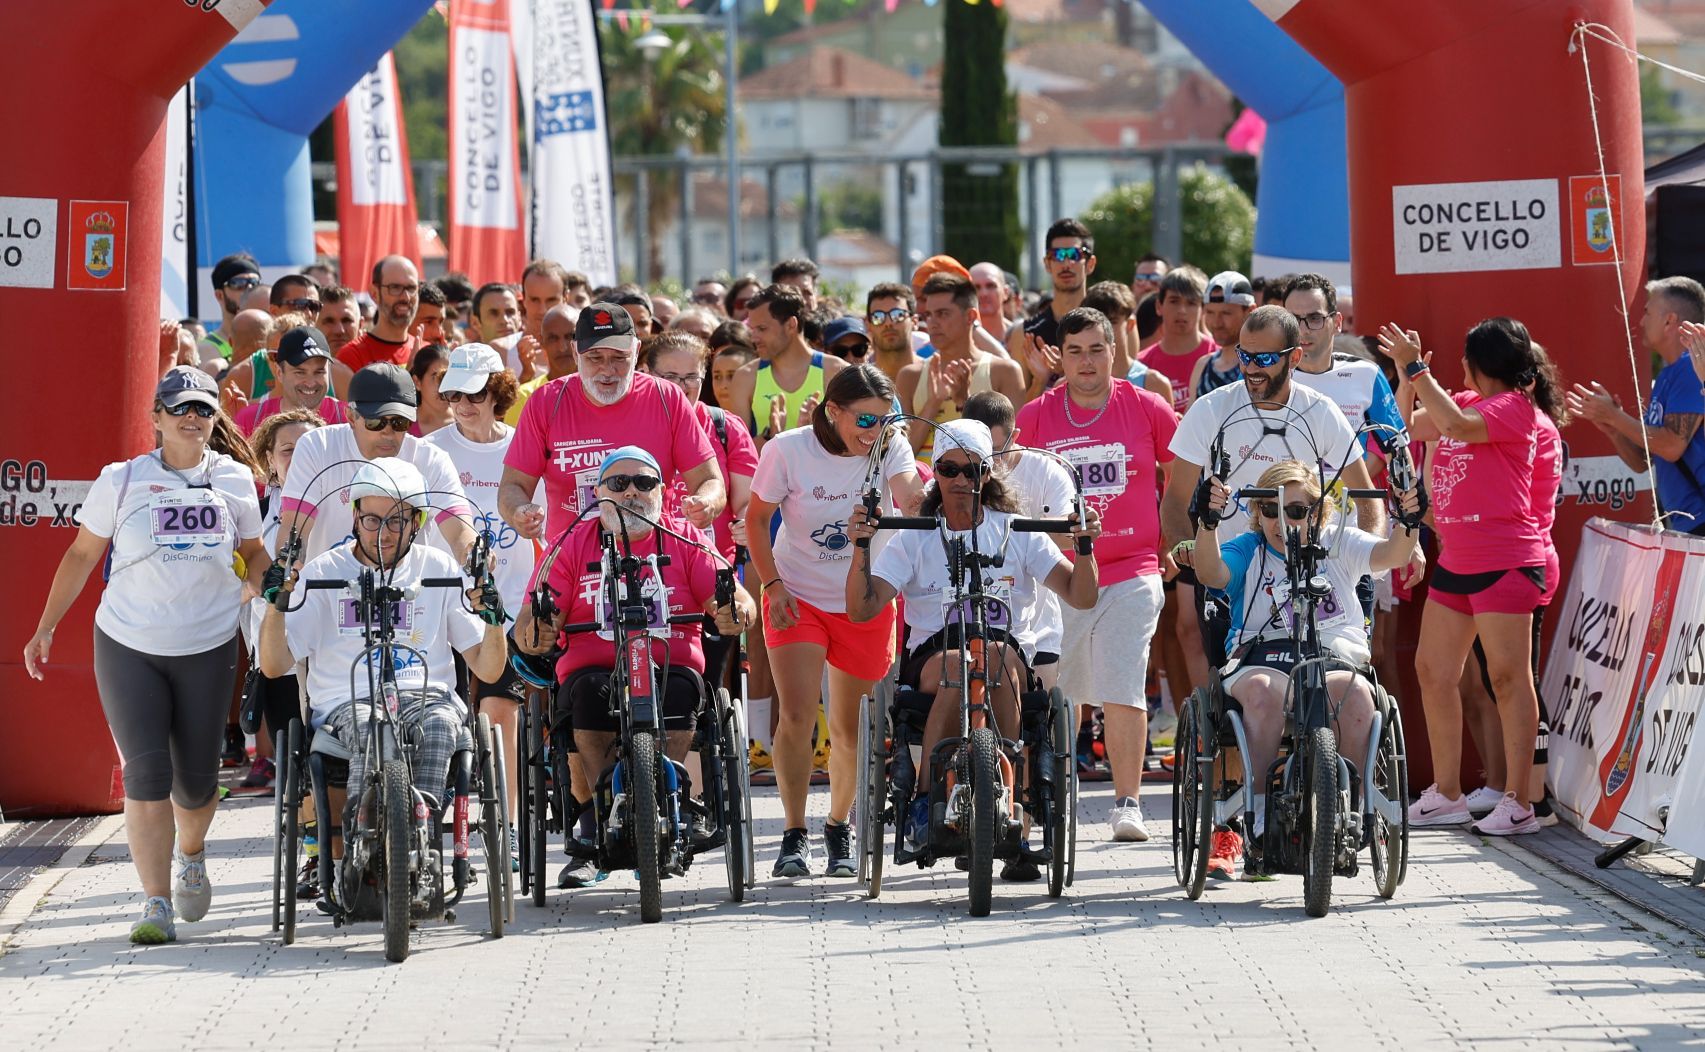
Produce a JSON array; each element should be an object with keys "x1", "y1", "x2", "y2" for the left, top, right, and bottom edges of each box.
[{"x1": 0, "y1": 813, "x2": 124, "y2": 952}]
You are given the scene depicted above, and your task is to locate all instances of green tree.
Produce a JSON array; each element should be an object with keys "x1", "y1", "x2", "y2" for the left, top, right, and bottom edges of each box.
[
  {"x1": 938, "y1": 0, "x2": 1022, "y2": 270},
  {"x1": 1641, "y1": 64, "x2": 1680, "y2": 125},
  {"x1": 602, "y1": 22, "x2": 729, "y2": 282},
  {"x1": 1081, "y1": 165, "x2": 1255, "y2": 282}
]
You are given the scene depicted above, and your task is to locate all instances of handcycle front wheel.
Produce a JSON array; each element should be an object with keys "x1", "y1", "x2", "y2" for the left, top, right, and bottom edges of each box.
[
  {"x1": 1302, "y1": 724, "x2": 1338, "y2": 919},
  {"x1": 630, "y1": 729, "x2": 664, "y2": 924},
  {"x1": 856, "y1": 687, "x2": 889, "y2": 898},
  {"x1": 712, "y1": 687, "x2": 749, "y2": 903},
  {"x1": 380, "y1": 759, "x2": 413, "y2": 963},
  {"x1": 477, "y1": 714, "x2": 508, "y2": 938},
  {"x1": 966, "y1": 726, "x2": 1000, "y2": 918},
  {"x1": 527, "y1": 694, "x2": 550, "y2": 907},
  {"x1": 281, "y1": 720, "x2": 302, "y2": 944},
  {"x1": 1370, "y1": 700, "x2": 1409, "y2": 899},
  {"x1": 1172, "y1": 690, "x2": 1213, "y2": 900}
]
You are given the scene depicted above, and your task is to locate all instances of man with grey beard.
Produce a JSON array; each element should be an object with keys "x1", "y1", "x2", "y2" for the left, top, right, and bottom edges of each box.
[{"x1": 498, "y1": 302, "x2": 725, "y2": 544}]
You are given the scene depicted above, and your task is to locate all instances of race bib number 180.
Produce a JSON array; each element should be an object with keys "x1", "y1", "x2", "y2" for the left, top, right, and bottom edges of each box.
[{"x1": 1066, "y1": 443, "x2": 1127, "y2": 497}]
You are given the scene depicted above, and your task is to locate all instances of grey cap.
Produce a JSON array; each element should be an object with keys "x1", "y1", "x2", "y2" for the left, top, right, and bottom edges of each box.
[
  {"x1": 156, "y1": 365, "x2": 220, "y2": 410},
  {"x1": 348, "y1": 363, "x2": 418, "y2": 421}
]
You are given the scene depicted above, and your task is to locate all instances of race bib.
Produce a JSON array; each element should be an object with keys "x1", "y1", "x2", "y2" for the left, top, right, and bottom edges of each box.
[
  {"x1": 337, "y1": 597, "x2": 415, "y2": 637},
  {"x1": 148, "y1": 489, "x2": 227, "y2": 546},
  {"x1": 1265, "y1": 577, "x2": 1350, "y2": 634},
  {"x1": 943, "y1": 577, "x2": 1014, "y2": 630},
  {"x1": 1065, "y1": 443, "x2": 1127, "y2": 497},
  {"x1": 575, "y1": 468, "x2": 601, "y2": 516},
  {"x1": 596, "y1": 572, "x2": 671, "y2": 641}
]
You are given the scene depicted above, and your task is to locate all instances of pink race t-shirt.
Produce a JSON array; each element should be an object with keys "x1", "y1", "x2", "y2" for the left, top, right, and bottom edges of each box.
[
  {"x1": 505, "y1": 372, "x2": 720, "y2": 541},
  {"x1": 672, "y1": 401, "x2": 758, "y2": 561},
  {"x1": 546, "y1": 515, "x2": 718, "y2": 680},
  {"x1": 1138, "y1": 337, "x2": 1215, "y2": 411},
  {"x1": 235, "y1": 395, "x2": 346, "y2": 437},
  {"x1": 1013, "y1": 380, "x2": 1177, "y2": 584},
  {"x1": 1431, "y1": 389, "x2": 1546, "y2": 574}
]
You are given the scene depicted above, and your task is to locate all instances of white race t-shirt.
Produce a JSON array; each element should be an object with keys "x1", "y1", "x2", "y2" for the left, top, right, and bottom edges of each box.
[
  {"x1": 283, "y1": 543, "x2": 485, "y2": 728},
  {"x1": 871, "y1": 510, "x2": 1069, "y2": 652},
  {"x1": 750, "y1": 427, "x2": 916, "y2": 612},
  {"x1": 1170, "y1": 381, "x2": 1359, "y2": 538},
  {"x1": 80, "y1": 451, "x2": 262, "y2": 655},
  {"x1": 1000, "y1": 449, "x2": 1077, "y2": 656},
  {"x1": 278, "y1": 425, "x2": 471, "y2": 560},
  {"x1": 1219, "y1": 523, "x2": 1379, "y2": 664},
  {"x1": 423, "y1": 423, "x2": 539, "y2": 617}
]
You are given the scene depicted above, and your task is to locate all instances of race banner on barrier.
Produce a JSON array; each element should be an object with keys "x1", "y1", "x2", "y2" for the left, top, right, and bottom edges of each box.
[
  {"x1": 160, "y1": 84, "x2": 192, "y2": 320},
  {"x1": 1543, "y1": 519, "x2": 1705, "y2": 844},
  {"x1": 333, "y1": 52, "x2": 422, "y2": 288},
  {"x1": 513, "y1": 0, "x2": 618, "y2": 285},
  {"x1": 449, "y1": 0, "x2": 525, "y2": 287}
]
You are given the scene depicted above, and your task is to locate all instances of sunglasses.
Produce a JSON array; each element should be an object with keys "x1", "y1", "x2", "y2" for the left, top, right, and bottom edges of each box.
[
  {"x1": 1258, "y1": 502, "x2": 1315, "y2": 522},
  {"x1": 1236, "y1": 344, "x2": 1294, "y2": 369},
  {"x1": 161, "y1": 401, "x2": 217, "y2": 418},
  {"x1": 444, "y1": 389, "x2": 489, "y2": 404},
  {"x1": 1133, "y1": 271, "x2": 1164, "y2": 283},
  {"x1": 1048, "y1": 246, "x2": 1089, "y2": 263},
  {"x1": 934, "y1": 460, "x2": 987, "y2": 480},
  {"x1": 834, "y1": 342, "x2": 871, "y2": 360},
  {"x1": 867, "y1": 308, "x2": 910, "y2": 325},
  {"x1": 281, "y1": 297, "x2": 321, "y2": 314},
  {"x1": 356, "y1": 512, "x2": 416, "y2": 533},
  {"x1": 361, "y1": 415, "x2": 413, "y2": 433},
  {"x1": 601, "y1": 473, "x2": 663, "y2": 493},
  {"x1": 223, "y1": 276, "x2": 261, "y2": 291},
  {"x1": 851, "y1": 412, "x2": 885, "y2": 429}
]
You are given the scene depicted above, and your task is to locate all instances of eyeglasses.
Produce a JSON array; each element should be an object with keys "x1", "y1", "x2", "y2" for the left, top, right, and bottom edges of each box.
[
  {"x1": 1236, "y1": 345, "x2": 1295, "y2": 369},
  {"x1": 934, "y1": 460, "x2": 986, "y2": 480},
  {"x1": 867, "y1": 308, "x2": 911, "y2": 325},
  {"x1": 223, "y1": 276, "x2": 261, "y2": 292},
  {"x1": 379, "y1": 283, "x2": 420, "y2": 298},
  {"x1": 280, "y1": 297, "x2": 321, "y2": 314},
  {"x1": 444, "y1": 389, "x2": 490, "y2": 404},
  {"x1": 1258, "y1": 502, "x2": 1314, "y2": 522},
  {"x1": 1291, "y1": 312, "x2": 1332, "y2": 331},
  {"x1": 361, "y1": 415, "x2": 413, "y2": 433},
  {"x1": 1133, "y1": 271, "x2": 1164, "y2": 283},
  {"x1": 691, "y1": 291, "x2": 723, "y2": 306},
  {"x1": 161, "y1": 401, "x2": 217, "y2": 418},
  {"x1": 601, "y1": 473, "x2": 662, "y2": 494},
  {"x1": 1048, "y1": 246, "x2": 1089, "y2": 263},
  {"x1": 655, "y1": 372, "x2": 703, "y2": 386},
  {"x1": 852, "y1": 412, "x2": 885, "y2": 429},
  {"x1": 732, "y1": 297, "x2": 752, "y2": 311},
  {"x1": 356, "y1": 512, "x2": 416, "y2": 533}
]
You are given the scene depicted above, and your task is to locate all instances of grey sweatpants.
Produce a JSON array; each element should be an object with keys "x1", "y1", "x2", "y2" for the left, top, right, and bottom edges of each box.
[{"x1": 93, "y1": 627, "x2": 239, "y2": 808}]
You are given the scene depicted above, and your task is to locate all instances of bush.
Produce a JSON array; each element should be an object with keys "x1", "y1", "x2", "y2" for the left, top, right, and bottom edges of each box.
[{"x1": 1081, "y1": 164, "x2": 1256, "y2": 282}]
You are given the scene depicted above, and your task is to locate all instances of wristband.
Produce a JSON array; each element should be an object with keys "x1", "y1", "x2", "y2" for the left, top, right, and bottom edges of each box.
[
  {"x1": 1403, "y1": 360, "x2": 1430, "y2": 380},
  {"x1": 762, "y1": 579, "x2": 783, "y2": 592}
]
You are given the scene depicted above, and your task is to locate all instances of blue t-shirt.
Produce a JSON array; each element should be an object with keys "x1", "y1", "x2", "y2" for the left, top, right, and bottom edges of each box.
[
  {"x1": 1648, "y1": 357, "x2": 1705, "y2": 527},
  {"x1": 1294, "y1": 355, "x2": 1404, "y2": 450}
]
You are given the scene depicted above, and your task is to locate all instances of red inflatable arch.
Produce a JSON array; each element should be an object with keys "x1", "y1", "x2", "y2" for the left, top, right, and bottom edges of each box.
[{"x1": 0, "y1": 3, "x2": 269, "y2": 816}]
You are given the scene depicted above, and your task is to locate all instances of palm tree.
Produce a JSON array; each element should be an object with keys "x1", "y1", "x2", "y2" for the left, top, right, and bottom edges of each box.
[{"x1": 602, "y1": 22, "x2": 729, "y2": 283}]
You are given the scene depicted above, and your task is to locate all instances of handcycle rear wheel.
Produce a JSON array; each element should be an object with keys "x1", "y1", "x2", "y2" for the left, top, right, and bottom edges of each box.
[
  {"x1": 630, "y1": 729, "x2": 664, "y2": 924},
  {"x1": 380, "y1": 759, "x2": 413, "y2": 963},
  {"x1": 967, "y1": 727, "x2": 1000, "y2": 918},
  {"x1": 280, "y1": 720, "x2": 301, "y2": 944},
  {"x1": 1370, "y1": 702, "x2": 1409, "y2": 899},
  {"x1": 527, "y1": 695, "x2": 550, "y2": 907},
  {"x1": 1046, "y1": 690, "x2": 1072, "y2": 898},
  {"x1": 856, "y1": 688, "x2": 888, "y2": 898},
  {"x1": 477, "y1": 715, "x2": 508, "y2": 937},
  {"x1": 712, "y1": 688, "x2": 748, "y2": 903},
  {"x1": 730, "y1": 690, "x2": 755, "y2": 890},
  {"x1": 1302, "y1": 725, "x2": 1338, "y2": 919},
  {"x1": 1172, "y1": 691, "x2": 1213, "y2": 900}
]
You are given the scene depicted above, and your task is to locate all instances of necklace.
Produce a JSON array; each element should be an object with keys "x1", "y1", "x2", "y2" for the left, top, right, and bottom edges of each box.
[{"x1": 1063, "y1": 387, "x2": 1111, "y2": 428}]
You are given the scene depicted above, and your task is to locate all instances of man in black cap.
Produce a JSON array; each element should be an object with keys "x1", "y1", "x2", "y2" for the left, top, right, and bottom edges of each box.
[
  {"x1": 197, "y1": 253, "x2": 263, "y2": 365},
  {"x1": 233, "y1": 326, "x2": 349, "y2": 436},
  {"x1": 276, "y1": 362, "x2": 475, "y2": 562}
]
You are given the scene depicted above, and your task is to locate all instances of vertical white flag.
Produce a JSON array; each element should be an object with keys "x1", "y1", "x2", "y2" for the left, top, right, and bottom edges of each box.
[
  {"x1": 515, "y1": 0, "x2": 618, "y2": 285},
  {"x1": 449, "y1": 0, "x2": 525, "y2": 286},
  {"x1": 160, "y1": 84, "x2": 191, "y2": 320}
]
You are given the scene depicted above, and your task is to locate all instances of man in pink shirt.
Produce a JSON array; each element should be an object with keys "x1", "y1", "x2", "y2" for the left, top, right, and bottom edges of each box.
[
  {"x1": 1137, "y1": 268, "x2": 1216, "y2": 412},
  {"x1": 497, "y1": 302, "x2": 725, "y2": 544},
  {"x1": 233, "y1": 325, "x2": 347, "y2": 436},
  {"x1": 1015, "y1": 306, "x2": 1178, "y2": 843}
]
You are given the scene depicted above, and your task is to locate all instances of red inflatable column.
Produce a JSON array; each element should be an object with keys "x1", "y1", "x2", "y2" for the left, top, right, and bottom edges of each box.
[
  {"x1": 0, "y1": 3, "x2": 268, "y2": 816},
  {"x1": 1264, "y1": 0, "x2": 1648, "y2": 787}
]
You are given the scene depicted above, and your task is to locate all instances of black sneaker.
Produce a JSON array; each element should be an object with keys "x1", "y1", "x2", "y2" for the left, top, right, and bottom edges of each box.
[
  {"x1": 1000, "y1": 856, "x2": 1041, "y2": 882},
  {"x1": 823, "y1": 820, "x2": 855, "y2": 878},
  {"x1": 222, "y1": 724, "x2": 247, "y2": 768},
  {"x1": 772, "y1": 827, "x2": 812, "y2": 879}
]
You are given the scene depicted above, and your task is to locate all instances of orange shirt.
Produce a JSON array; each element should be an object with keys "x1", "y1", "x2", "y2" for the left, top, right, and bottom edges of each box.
[{"x1": 336, "y1": 331, "x2": 421, "y2": 372}]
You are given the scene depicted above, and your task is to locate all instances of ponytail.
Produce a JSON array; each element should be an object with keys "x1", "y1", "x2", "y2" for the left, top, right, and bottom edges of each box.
[
  {"x1": 1526, "y1": 340, "x2": 1570, "y2": 426},
  {"x1": 209, "y1": 408, "x2": 265, "y2": 482}
]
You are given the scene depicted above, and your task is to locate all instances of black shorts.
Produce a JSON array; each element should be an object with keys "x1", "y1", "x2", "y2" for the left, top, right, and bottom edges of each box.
[
  {"x1": 899, "y1": 625, "x2": 1030, "y2": 692},
  {"x1": 554, "y1": 665, "x2": 703, "y2": 734},
  {"x1": 1430, "y1": 564, "x2": 1548, "y2": 595},
  {"x1": 472, "y1": 653, "x2": 532, "y2": 705},
  {"x1": 1224, "y1": 638, "x2": 1300, "y2": 681}
]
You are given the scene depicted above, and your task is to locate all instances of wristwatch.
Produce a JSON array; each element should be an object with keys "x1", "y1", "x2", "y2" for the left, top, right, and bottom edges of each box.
[{"x1": 1404, "y1": 359, "x2": 1430, "y2": 380}]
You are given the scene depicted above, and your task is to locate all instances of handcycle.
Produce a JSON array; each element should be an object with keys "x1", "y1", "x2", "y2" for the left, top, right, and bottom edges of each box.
[
  {"x1": 853, "y1": 415, "x2": 1088, "y2": 915},
  {"x1": 1172, "y1": 413, "x2": 1418, "y2": 916},
  {"x1": 517, "y1": 498, "x2": 752, "y2": 922},
  {"x1": 268, "y1": 527, "x2": 513, "y2": 962}
]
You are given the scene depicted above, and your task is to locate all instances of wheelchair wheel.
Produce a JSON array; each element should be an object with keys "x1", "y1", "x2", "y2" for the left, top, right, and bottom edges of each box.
[
  {"x1": 1046, "y1": 689, "x2": 1072, "y2": 898},
  {"x1": 380, "y1": 759, "x2": 413, "y2": 963},
  {"x1": 281, "y1": 720, "x2": 302, "y2": 944},
  {"x1": 495, "y1": 735, "x2": 516, "y2": 924},
  {"x1": 856, "y1": 688, "x2": 888, "y2": 898},
  {"x1": 515, "y1": 703, "x2": 532, "y2": 901},
  {"x1": 630, "y1": 729, "x2": 664, "y2": 924},
  {"x1": 714, "y1": 688, "x2": 749, "y2": 903},
  {"x1": 1302, "y1": 725, "x2": 1338, "y2": 919},
  {"x1": 271, "y1": 725, "x2": 287, "y2": 934},
  {"x1": 477, "y1": 715, "x2": 508, "y2": 938},
  {"x1": 729, "y1": 690, "x2": 755, "y2": 890},
  {"x1": 1067, "y1": 748, "x2": 1080, "y2": 889},
  {"x1": 966, "y1": 727, "x2": 1000, "y2": 917},
  {"x1": 527, "y1": 696, "x2": 549, "y2": 907},
  {"x1": 1172, "y1": 691, "x2": 1213, "y2": 900},
  {"x1": 1370, "y1": 702, "x2": 1409, "y2": 899}
]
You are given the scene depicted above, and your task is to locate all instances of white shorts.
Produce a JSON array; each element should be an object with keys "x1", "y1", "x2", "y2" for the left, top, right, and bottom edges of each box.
[{"x1": 1057, "y1": 573, "x2": 1164, "y2": 708}]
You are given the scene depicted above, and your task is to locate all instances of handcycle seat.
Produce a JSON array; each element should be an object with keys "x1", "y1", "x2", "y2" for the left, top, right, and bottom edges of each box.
[{"x1": 308, "y1": 726, "x2": 354, "y2": 762}]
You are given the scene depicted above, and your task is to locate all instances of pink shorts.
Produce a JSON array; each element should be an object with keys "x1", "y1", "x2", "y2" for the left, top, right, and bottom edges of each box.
[
  {"x1": 1428, "y1": 564, "x2": 1546, "y2": 617},
  {"x1": 763, "y1": 593, "x2": 897, "y2": 682}
]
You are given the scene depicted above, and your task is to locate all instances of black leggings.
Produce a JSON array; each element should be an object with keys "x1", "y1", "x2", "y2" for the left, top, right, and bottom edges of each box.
[{"x1": 93, "y1": 627, "x2": 239, "y2": 808}]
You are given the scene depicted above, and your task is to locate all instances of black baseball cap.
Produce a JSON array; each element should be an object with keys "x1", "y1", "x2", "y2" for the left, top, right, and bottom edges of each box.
[
  {"x1": 276, "y1": 326, "x2": 332, "y2": 368},
  {"x1": 212, "y1": 253, "x2": 261, "y2": 288},
  {"x1": 156, "y1": 365, "x2": 220, "y2": 410},
  {"x1": 348, "y1": 363, "x2": 417, "y2": 421},
  {"x1": 575, "y1": 301, "x2": 637, "y2": 353}
]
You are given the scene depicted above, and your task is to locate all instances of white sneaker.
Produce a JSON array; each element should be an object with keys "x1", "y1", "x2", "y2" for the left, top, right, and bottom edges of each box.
[
  {"x1": 1407, "y1": 783, "x2": 1472, "y2": 828},
  {"x1": 1109, "y1": 797, "x2": 1149, "y2": 842},
  {"x1": 1465, "y1": 785, "x2": 1505, "y2": 818},
  {"x1": 172, "y1": 848, "x2": 212, "y2": 922}
]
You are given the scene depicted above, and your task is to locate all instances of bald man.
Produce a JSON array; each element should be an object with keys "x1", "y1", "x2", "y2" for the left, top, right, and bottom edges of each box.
[
  {"x1": 970, "y1": 262, "x2": 1012, "y2": 335},
  {"x1": 505, "y1": 303, "x2": 579, "y2": 426},
  {"x1": 201, "y1": 308, "x2": 269, "y2": 378}
]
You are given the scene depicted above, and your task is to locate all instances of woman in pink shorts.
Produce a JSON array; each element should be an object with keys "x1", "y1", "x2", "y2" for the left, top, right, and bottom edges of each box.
[
  {"x1": 1378, "y1": 318, "x2": 1568, "y2": 836},
  {"x1": 746, "y1": 365, "x2": 924, "y2": 878}
]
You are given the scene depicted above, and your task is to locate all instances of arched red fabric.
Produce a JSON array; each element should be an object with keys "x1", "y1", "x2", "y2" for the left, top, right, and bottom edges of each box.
[{"x1": 0, "y1": 3, "x2": 268, "y2": 816}]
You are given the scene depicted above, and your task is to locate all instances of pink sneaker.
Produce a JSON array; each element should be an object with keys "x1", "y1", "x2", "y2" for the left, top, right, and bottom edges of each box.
[
  {"x1": 1407, "y1": 783, "x2": 1472, "y2": 827},
  {"x1": 1471, "y1": 793, "x2": 1540, "y2": 836}
]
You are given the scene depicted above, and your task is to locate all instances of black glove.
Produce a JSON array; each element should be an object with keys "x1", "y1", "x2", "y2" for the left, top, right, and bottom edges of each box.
[
  {"x1": 263, "y1": 560, "x2": 292, "y2": 611},
  {"x1": 1193, "y1": 476, "x2": 1222, "y2": 532},
  {"x1": 477, "y1": 577, "x2": 506, "y2": 627}
]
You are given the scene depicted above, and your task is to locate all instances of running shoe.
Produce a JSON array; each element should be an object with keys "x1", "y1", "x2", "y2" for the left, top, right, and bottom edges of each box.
[
  {"x1": 823, "y1": 820, "x2": 855, "y2": 878},
  {"x1": 773, "y1": 827, "x2": 812, "y2": 879},
  {"x1": 1471, "y1": 793, "x2": 1540, "y2": 836},
  {"x1": 240, "y1": 756, "x2": 275, "y2": 789},
  {"x1": 1000, "y1": 849, "x2": 1041, "y2": 882},
  {"x1": 172, "y1": 848, "x2": 212, "y2": 922},
  {"x1": 1206, "y1": 828, "x2": 1244, "y2": 881},
  {"x1": 221, "y1": 725, "x2": 246, "y2": 768},
  {"x1": 1109, "y1": 797, "x2": 1150, "y2": 842},
  {"x1": 748, "y1": 740, "x2": 775, "y2": 773},
  {"x1": 509, "y1": 828, "x2": 520, "y2": 873},
  {"x1": 557, "y1": 858, "x2": 608, "y2": 889},
  {"x1": 130, "y1": 896, "x2": 177, "y2": 945},
  {"x1": 1465, "y1": 785, "x2": 1504, "y2": 818},
  {"x1": 1533, "y1": 793, "x2": 1560, "y2": 828},
  {"x1": 296, "y1": 856, "x2": 321, "y2": 901},
  {"x1": 1407, "y1": 783, "x2": 1472, "y2": 827}
]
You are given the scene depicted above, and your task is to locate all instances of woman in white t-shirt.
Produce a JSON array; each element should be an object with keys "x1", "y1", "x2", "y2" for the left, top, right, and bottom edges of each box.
[
  {"x1": 23, "y1": 367, "x2": 270, "y2": 946},
  {"x1": 746, "y1": 364, "x2": 924, "y2": 879}
]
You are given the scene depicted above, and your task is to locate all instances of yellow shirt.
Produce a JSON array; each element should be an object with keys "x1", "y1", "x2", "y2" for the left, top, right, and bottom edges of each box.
[{"x1": 506, "y1": 374, "x2": 550, "y2": 426}]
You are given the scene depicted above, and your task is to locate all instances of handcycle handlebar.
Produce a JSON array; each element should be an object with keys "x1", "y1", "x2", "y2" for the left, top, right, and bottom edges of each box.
[
  {"x1": 1345, "y1": 489, "x2": 1389, "y2": 501},
  {"x1": 1237, "y1": 487, "x2": 1278, "y2": 500},
  {"x1": 562, "y1": 612, "x2": 708, "y2": 635},
  {"x1": 1010, "y1": 518, "x2": 1074, "y2": 534},
  {"x1": 878, "y1": 516, "x2": 938, "y2": 531}
]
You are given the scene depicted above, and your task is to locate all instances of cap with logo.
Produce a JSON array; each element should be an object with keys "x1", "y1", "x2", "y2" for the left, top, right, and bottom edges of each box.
[
  {"x1": 575, "y1": 302, "x2": 638, "y2": 353},
  {"x1": 439, "y1": 343, "x2": 506, "y2": 394},
  {"x1": 156, "y1": 365, "x2": 221, "y2": 410},
  {"x1": 1205, "y1": 271, "x2": 1256, "y2": 307},
  {"x1": 348, "y1": 363, "x2": 418, "y2": 421},
  {"x1": 276, "y1": 326, "x2": 332, "y2": 368},
  {"x1": 212, "y1": 253, "x2": 261, "y2": 288}
]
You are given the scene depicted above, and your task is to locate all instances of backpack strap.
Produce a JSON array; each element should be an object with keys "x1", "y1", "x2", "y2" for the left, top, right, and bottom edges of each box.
[{"x1": 706, "y1": 406, "x2": 730, "y2": 451}]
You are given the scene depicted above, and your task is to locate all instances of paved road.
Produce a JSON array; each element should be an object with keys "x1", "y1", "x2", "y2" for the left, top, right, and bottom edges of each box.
[{"x1": 3, "y1": 781, "x2": 1704, "y2": 1051}]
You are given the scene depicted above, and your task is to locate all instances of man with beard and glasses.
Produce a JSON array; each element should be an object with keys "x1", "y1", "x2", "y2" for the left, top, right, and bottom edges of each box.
[
  {"x1": 498, "y1": 303, "x2": 724, "y2": 545},
  {"x1": 337, "y1": 255, "x2": 424, "y2": 372}
]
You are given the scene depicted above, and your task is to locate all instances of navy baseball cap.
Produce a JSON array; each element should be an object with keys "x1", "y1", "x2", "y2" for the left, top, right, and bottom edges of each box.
[
  {"x1": 156, "y1": 365, "x2": 220, "y2": 410},
  {"x1": 824, "y1": 316, "x2": 869, "y2": 349}
]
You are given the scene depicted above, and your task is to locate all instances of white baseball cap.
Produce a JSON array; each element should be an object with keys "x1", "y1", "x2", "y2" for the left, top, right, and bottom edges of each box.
[
  {"x1": 438, "y1": 343, "x2": 506, "y2": 395},
  {"x1": 1206, "y1": 271, "x2": 1256, "y2": 307}
]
